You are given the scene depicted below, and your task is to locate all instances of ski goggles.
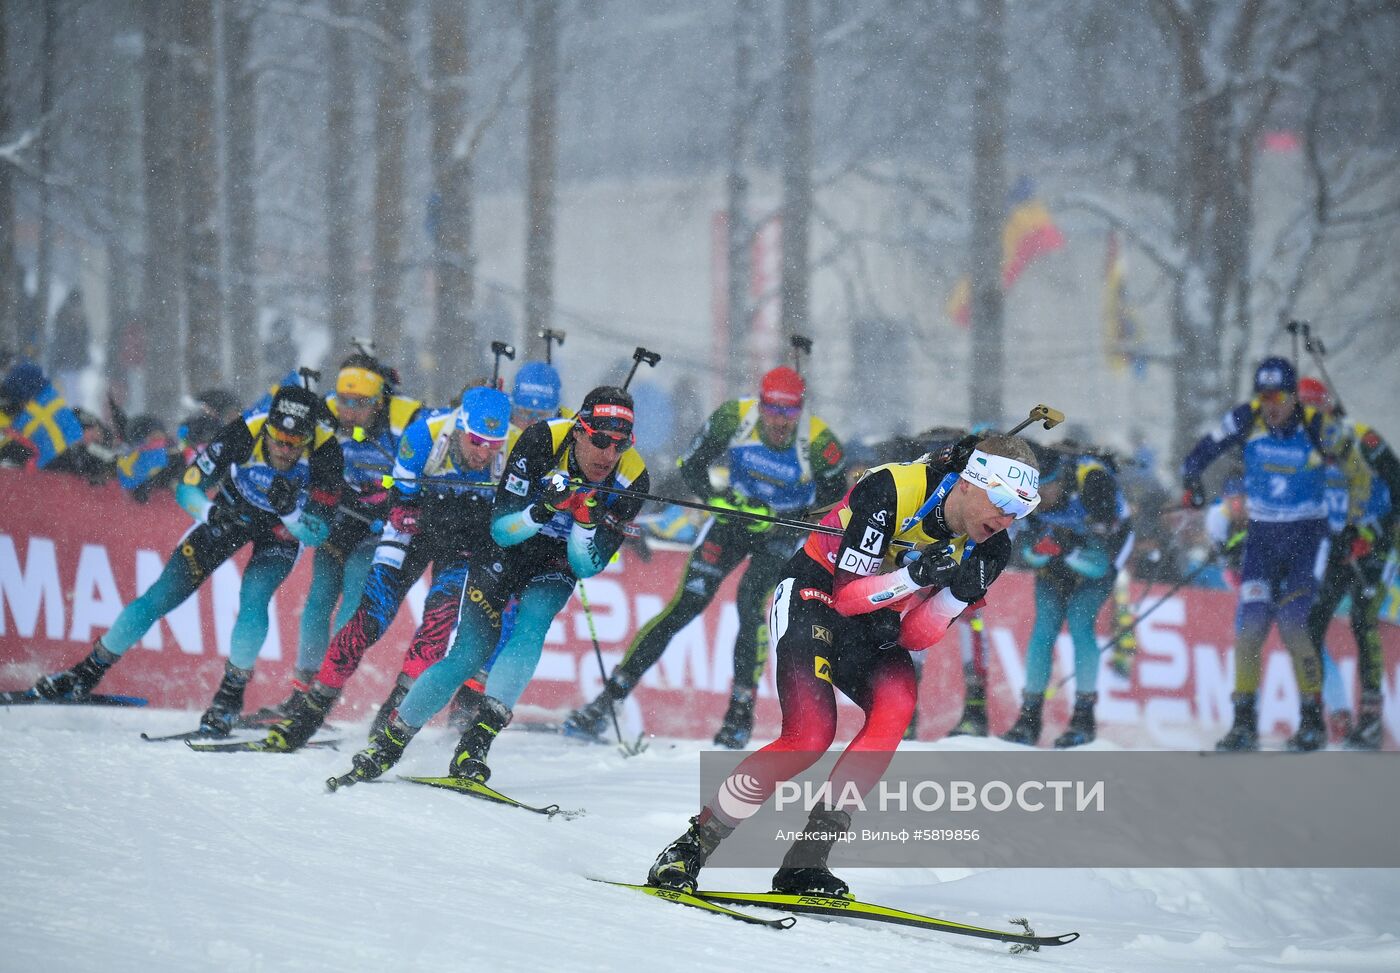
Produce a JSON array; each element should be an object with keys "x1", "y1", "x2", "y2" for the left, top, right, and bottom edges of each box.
[
  {"x1": 760, "y1": 402, "x2": 802, "y2": 419},
  {"x1": 264, "y1": 424, "x2": 311, "y2": 448},
  {"x1": 460, "y1": 431, "x2": 505, "y2": 447},
  {"x1": 959, "y1": 449, "x2": 1041, "y2": 519},
  {"x1": 577, "y1": 416, "x2": 633, "y2": 451},
  {"x1": 337, "y1": 393, "x2": 378, "y2": 411}
]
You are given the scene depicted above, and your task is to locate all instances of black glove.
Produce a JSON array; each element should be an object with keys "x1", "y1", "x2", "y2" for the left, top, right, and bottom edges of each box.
[
  {"x1": 266, "y1": 475, "x2": 300, "y2": 517},
  {"x1": 537, "y1": 472, "x2": 572, "y2": 511},
  {"x1": 207, "y1": 503, "x2": 247, "y2": 532},
  {"x1": 907, "y1": 550, "x2": 958, "y2": 588},
  {"x1": 868, "y1": 608, "x2": 904, "y2": 650},
  {"x1": 934, "y1": 434, "x2": 980, "y2": 475},
  {"x1": 1181, "y1": 475, "x2": 1205, "y2": 509},
  {"x1": 950, "y1": 531, "x2": 1012, "y2": 602}
]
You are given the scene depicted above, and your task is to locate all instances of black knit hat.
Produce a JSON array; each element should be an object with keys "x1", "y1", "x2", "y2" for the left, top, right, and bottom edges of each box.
[{"x1": 577, "y1": 386, "x2": 635, "y2": 435}]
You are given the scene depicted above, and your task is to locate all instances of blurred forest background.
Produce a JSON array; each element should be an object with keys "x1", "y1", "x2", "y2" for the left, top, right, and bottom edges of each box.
[{"x1": 2, "y1": 0, "x2": 1398, "y2": 469}]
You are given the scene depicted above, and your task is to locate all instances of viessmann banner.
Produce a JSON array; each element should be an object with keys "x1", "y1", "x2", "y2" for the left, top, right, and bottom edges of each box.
[{"x1": 1, "y1": 469, "x2": 1397, "y2": 747}]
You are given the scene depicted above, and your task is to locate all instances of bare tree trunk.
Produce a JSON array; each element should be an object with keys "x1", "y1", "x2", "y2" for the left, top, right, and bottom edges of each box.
[
  {"x1": 523, "y1": 0, "x2": 559, "y2": 363},
  {"x1": 969, "y1": 0, "x2": 1007, "y2": 428},
  {"x1": 0, "y1": 5, "x2": 16, "y2": 352},
  {"x1": 324, "y1": 0, "x2": 357, "y2": 356},
  {"x1": 223, "y1": 0, "x2": 258, "y2": 395},
  {"x1": 429, "y1": 0, "x2": 473, "y2": 402},
  {"x1": 141, "y1": 0, "x2": 185, "y2": 418},
  {"x1": 180, "y1": 0, "x2": 223, "y2": 391},
  {"x1": 777, "y1": 0, "x2": 812, "y2": 353},
  {"x1": 35, "y1": 0, "x2": 58, "y2": 365},
  {"x1": 724, "y1": 0, "x2": 758, "y2": 398},
  {"x1": 371, "y1": 0, "x2": 409, "y2": 362}
]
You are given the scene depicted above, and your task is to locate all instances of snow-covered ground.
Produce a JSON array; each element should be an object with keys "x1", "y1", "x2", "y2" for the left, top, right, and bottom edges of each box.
[{"x1": 2, "y1": 705, "x2": 1397, "y2": 973}]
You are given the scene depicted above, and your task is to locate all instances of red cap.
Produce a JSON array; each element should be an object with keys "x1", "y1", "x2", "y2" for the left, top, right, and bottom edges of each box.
[
  {"x1": 760, "y1": 366, "x2": 805, "y2": 409},
  {"x1": 1297, "y1": 377, "x2": 1332, "y2": 410}
]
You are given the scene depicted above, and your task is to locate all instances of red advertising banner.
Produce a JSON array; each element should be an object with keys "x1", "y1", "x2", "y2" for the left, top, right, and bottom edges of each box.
[{"x1": 2, "y1": 469, "x2": 1395, "y2": 747}]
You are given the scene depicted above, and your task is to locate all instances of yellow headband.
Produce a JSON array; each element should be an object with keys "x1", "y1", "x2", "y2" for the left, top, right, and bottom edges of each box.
[{"x1": 337, "y1": 366, "x2": 385, "y2": 398}]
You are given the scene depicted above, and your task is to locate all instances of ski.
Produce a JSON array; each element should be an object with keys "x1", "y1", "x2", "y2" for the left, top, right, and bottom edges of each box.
[
  {"x1": 185, "y1": 737, "x2": 341, "y2": 753},
  {"x1": 1, "y1": 689, "x2": 148, "y2": 708},
  {"x1": 589, "y1": 879, "x2": 795, "y2": 929},
  {"x1": 694, "y1": 891, "x2": 1078, "y2": 950},
  {"x1": 141, "y1": 728, "x2": 231, "y2": 743},
  {"x1": 395, "y1": 775, "x2": 584, "y2": 820}
]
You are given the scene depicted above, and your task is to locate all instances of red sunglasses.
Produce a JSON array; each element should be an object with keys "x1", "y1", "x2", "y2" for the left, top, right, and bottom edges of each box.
[
  {"x1": 577, "y1": 416, "x2": 632, "y2": 450},
  {"x1": 462, "y1": 431, "x2": 505, "y2": 447}
]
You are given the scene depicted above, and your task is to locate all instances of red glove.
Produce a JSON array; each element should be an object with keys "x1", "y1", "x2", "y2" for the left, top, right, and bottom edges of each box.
[
  {"x1": 1350, "y1": 530, "x2": 1374, "y2": 562},
  {"x1": 388, "y1": 505, "x2": 420, "y2": 537},
  {"x1": 556, "y1": 489, "x2": 599, "y2": 525},
  {"x1": 1032, "y1": 535, "x2": 1063, "y2": 558}
]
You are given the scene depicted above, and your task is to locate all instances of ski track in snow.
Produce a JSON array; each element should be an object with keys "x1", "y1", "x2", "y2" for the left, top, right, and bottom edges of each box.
[{"x1": 2, "y1": 707, "x2": 1398, "y2": 973}]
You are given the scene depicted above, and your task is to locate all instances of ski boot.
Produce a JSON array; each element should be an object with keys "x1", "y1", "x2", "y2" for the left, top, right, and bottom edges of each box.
[
  {"x1": 1000, "y1": 694, "x2": 1044, "y2": 746},
  {"x1": 946, "y1": 692, "x2": 988, "y2": 738},
  {"x1": 264, "y1": 683, "x2": 338, "y2": 751},
  {"x1": 347, "y1": 714, "x2": 419, "y2": 783},
  {"x1": 562, "y1": 673, "x2": 633, "y2": 742},
  {"x1": 713, "y1": 687, "x2": 755, "y2": 749},
  {"x1": 647, "y1": 811, "x2": 735, "y2": 894},
  {"x1": 33, "y1": 639, "x2": 117, "y2": 701},
  {"x1": 369, "y1": 674, "x2": 413, "y2": 739},
  {"x1": 198, "y1": 663, "x2": 253, "y2": 737},
  {"x1": 1328, "y1": 708, "x2": 1354, "y2": 745},
  {"x1": 1215, "y1": 693, "x2": 1259, "y2": 752},
  {"x1": 1287, "y1": 695, "x2": 1327, "y2": 752},
  {"x1": 446, "y1": 676, "x2": 486, "y2": 733},
  {"x1": 1053, "y1": 692, "x2": 1098, "y2": 749},
  {"x1": 238, "y1": 668, "x2": 316, "y2": 727},
  {"x1": 449, "y1": 696, "x2": 512, "y2": 783},
  {"x1": 1344, "y1": 692, "x2": 1383, "y2": 751},
  {"x1": 771, "y1": 806, "x2": 854, "y2": 899}
]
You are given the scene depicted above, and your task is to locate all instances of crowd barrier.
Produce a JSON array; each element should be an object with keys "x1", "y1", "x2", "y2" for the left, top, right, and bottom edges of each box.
[{"x1": 2, "y1": 469, "x2": 1395, "y2": 748}]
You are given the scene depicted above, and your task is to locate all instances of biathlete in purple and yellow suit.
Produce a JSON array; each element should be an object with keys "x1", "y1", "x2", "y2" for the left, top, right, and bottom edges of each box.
[
  {"x1": 258, "y1": 385, "x2": 515, "y2": 752},
  {"x1": 243, "y1": 352, "x2": 423, "y2": 724},
  {"x1": 646, "y1": 435, "x2": 1040, "y2": 900},
  {"x1": 1182, "y1": 356, "x2": 1370, "y2": 752},
  {"x1": 28, "y1": 384, "x2": 344, "y2": 734}
]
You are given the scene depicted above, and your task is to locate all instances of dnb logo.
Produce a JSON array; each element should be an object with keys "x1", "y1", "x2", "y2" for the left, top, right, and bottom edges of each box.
[{"x1": 814, "y1": 655, "x2": 832, "y2": 684}]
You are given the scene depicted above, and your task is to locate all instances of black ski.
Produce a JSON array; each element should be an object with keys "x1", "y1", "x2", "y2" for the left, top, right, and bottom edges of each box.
[
  {"x1": 141, "y1": 727, "x2": 230, "y2": 743},
  {"x1": 394, "y1": 775, "x2": 584, "y2": 819},
  {"x1": 694, "y1": 891, "x2": 1079, "y2": 950},
  {"x1": 1, "y1": 689, "x2": 148, "y2": 707},
  {"x1": 589, "y1": 879, "x2": 795, "y2": 929},
  {"x1": 185, "y1": 737, "x2": 341, "y2": 753}
]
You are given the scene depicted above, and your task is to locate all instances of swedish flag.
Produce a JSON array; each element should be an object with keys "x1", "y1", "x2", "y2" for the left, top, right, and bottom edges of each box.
[
  {"x1": 118, "y1": 445, "x2": 171, "y2": 491},
  {"x1": 19, "y1": 385, "x2": 84, "y2": 468}
]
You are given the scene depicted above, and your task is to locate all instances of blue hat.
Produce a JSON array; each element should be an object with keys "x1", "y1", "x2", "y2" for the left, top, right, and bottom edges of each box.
[
  {"x1": 1253, "y1": 356, "x2": 1297, "y2": 393},
  {"x1": 512, "y1": 361, "x2": 562, "y2": 414},
  {"x1": 457, "y1": 386, "x2": 512, "y2": 441}
]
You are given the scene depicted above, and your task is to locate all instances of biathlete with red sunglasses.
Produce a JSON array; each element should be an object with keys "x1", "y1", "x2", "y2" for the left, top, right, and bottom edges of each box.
[
  {"x1": 256, "y1": 384, "x2": 514, "y2": 752},
  {"x1": 1181, "y1": 356, "x2": 1370, "y2": 752},
  {"x1": 328, "y1": 386, "x2": 650, "y2": 787},
  {"x1": 22, "y1": 384, "x2": 344, "y2": 733},
  {"x1": 562, "y1": 366, "x2": 847, "y2": 749},
  {"x1": 647, "y1": 433, "x2": 1039, "y2": 898}
]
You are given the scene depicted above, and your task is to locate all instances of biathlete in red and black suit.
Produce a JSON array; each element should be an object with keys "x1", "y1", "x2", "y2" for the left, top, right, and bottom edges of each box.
[{"x1": 646, "y1": 434, "x2": 1042, "y2": 899}]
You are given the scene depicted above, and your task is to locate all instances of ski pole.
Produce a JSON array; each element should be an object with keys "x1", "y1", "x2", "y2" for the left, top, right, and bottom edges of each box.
[
  {"x1": 576, "y1": 581, "x2": 646, "y2": 757},
  {"x1": 1298, "y1": 324, "x2": 1348, "y2": 417},
  {"x1": 622, "y1": 346, "x2": 661, "y2": 389},
  {"x1": 1286, "y1": 319, "x2": 1305, "y2": 371},
  {"x1": 491, "y1": 341, "x2": 516, "y2": 389},
  {"x1": 1045, "y1": 530, "x2": 1246, "y2": 698},
  {"x1": 540, "y1": 329, "x2": 566, "y2": 364},
  {"x1": 790, "y1": 333, "x2": 813, "y2": 375}
]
